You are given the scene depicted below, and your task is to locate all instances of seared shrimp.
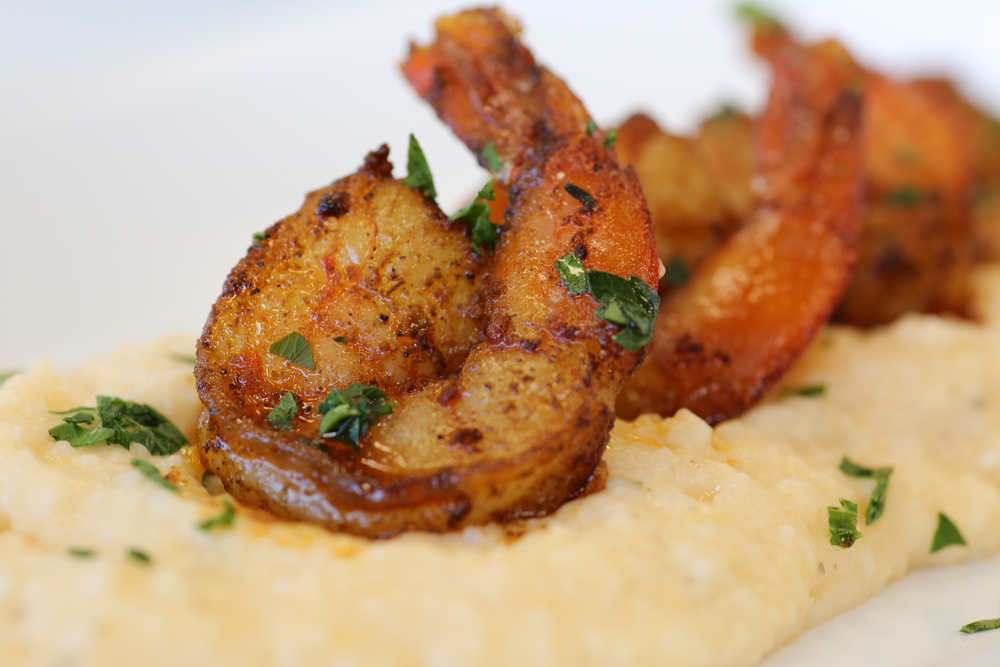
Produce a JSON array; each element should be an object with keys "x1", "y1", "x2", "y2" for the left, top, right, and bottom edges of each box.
[
  {"x1": 195, "y1": 8, "x2": 659, "y2": 538},
  {"x1": 616, "y1": 26, "x2": 864, "y2": 422}
]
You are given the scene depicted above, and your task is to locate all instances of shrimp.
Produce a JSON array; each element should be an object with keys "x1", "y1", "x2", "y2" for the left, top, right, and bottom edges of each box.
[
  {"x1": 616, "y1": 24, "x2": 865, "y2": 423},
  {"x1": 195, "y1": 8, "x2": 659, "y2": 538}
]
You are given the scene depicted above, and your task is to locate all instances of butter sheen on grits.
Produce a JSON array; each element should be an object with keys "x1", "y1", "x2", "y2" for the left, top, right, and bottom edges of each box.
[{"x1": 2, "y1": 267, "x2": 1000, "y2": 666}]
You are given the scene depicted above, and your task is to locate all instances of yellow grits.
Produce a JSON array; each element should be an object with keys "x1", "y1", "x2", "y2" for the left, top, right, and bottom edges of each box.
[{"x1": 1, "y1": 267, "x2": 999, "y2": 666}]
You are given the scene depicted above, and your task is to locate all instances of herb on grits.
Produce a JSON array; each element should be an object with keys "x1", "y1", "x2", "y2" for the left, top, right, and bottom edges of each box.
[
  {"x1": 0, "y1": 370, "x2": 19, "y2": 385},
  {"x1": 128, "y1": 548, "x2": 152, "y2": 564},
  {"x1": 131, "y1": 458, "x2": 180, "y2": 493},
  {"x1": 68, "y1": 548, "x2": 96, "y2": 558},
  {"x1": 199, "y1": 501, "x2": 237, "y2": 531},
  {"x1": 450, "y1": 180, "x2": 501, "y2": 255},
  {"x1": 318, "y1": 383, "x2": 395, "y2": 448},
  {"x1": 792, "y1": 384, "x2": 827, "y2": 397},
  {"x1": 403, "y1": 133, "x2": 437, "y2": 198},
  {"x1": 931, "y1": 512, "x2": 967, "y2": 553},
  {"x1": 839, "y1": 457, "x2": 893, "y2": 524},
  {"x1": 828, "y1": 498, "x2": 864, "y2": 548},
  {"x1": 564, "y1": 183, "x2": 600, "y2": 212},
  {"x1": 171, "y1": 353, "x2": 197, "y2": 365},
  {"x1": 960, "y1": 617, "x2": 1000, "y2": 634},
  {"x1": 266, "y1": 391, "x2": 299, "y2": 431},
  {"x1": 269, "y1": 331, "x2": 316, "y2": 370},
  {"x1": 49, "y1": 396, "x2": 187, "y2": 455},
  {"x1": 482, "y1": 140, "x2": 502, "y2": 173},
  {"x1": 556, "y1": 252, "x2": 660, "y2": 352}
]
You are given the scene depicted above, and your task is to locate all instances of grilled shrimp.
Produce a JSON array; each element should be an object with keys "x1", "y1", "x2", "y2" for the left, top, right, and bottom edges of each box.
[
  {"x1": 616, "y1": 26, "x2": 864, "y2": 423},
  {"x1": 195, "y1": 8, "x2": 659, "y2": 538}
]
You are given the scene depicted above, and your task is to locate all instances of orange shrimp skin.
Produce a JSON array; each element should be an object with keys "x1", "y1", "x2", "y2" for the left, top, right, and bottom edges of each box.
[{"x1": 617, "y1": 35, "x2": 864, "y2": 423}]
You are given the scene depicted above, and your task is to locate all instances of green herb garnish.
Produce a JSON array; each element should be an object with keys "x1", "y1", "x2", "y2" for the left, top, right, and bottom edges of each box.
[
  {"x1": 586, "y1": 119, "x2": 597, "y2": 137},
  {"x1": 48, "y1": 396, "x2": 188, "y2": 455},
  {"x1": 564, "y1": 183, "x2": 600, "y2": 212},
  {"x1": 266, "y1": 391, "x2": 299, "y2": 431},
  {"x1": 0, "y1": 371, "x2": 18, "y2": 385},
  {"x1": 839, "y1": 457, "x2": 892, "y2": 524},
  {"x1": 931, "y1": 512, "x2": 967, "y2": 553},
  {"x1": 662, "y1": 256, "x2": 689, "y2": 287},
  {"x1": 131, "y1": 458, "x2": 179, "y2": 493},
  {"x1": 199, "y1": 501, "x2": 236, "y2": 531},
  {"x1": 793, "y1": 384, "x2": 826, "y2": 397},
  {"x1": 170, "y1": 353, "x2": 197, "y2": 365},
  {"x1": 828, "y1": 498, "x2": 864, "y2": 548},
  {"x1": 68, "y1": 547, "x2": 96, "y2": 558},
  {"x1": 555, "y1": 252, "x2": 661, "y2": 352},
  {"x1": 734, "y1": 3, "x2": 784, "y2": 29},
  {"x1": 483, "y1": 140, "x2": 502, "y2": 173},
  {"x1": 403, "y1": 134, "x2": 436, "y2": 198},
  {"x1": 450, "y1": 180, "x2": 501, "y2": 255},
  {"x1": 317, "y1": 383, "x2": 395, "y2": 449},
  {"x1": 269, "y1": 331, "x2": 316, "y2": 370},
  {"x1": 252, "y1": 231, "x2": 266, "y2": 248},
  {"x1": 886, "y1": 186, "x2": 923, "y2": 205},
  {"x1": 333, "y1": 336, "x2": 348, "y2": 344},
  {"x1": 128, "y1": 548, "x2": 151, "y2": 564},
  {"x1": 960, "y1": 618, "x2": 1000, "y2": 634},
  {"x1": 604, "y1": 126, "x2": 618, "y2": 148}
]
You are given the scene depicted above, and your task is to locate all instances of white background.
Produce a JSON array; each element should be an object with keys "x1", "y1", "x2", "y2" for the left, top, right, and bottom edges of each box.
[{"x1": 3, "y1": 1, "x2": 1000, "y2": 664}]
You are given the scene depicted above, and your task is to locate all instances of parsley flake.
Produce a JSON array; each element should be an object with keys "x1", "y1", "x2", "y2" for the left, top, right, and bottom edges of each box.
[
  {"x1": 960, "y1": 618, "x2": 1000, "y2": 634},
  {"x1": 266, "y1": 391, "x2": 299, "y2": 431},
  {"x1": 131, "y1": 458, "x2": 179, "y2": 493},
  {"x1": 403, "y1": 134, "x2": 436, "y2": 198},
  {"x1": 564, "y1": 183, "x2": 600, "y2": 212},
  {"x1": 269, "y1": 331, "x2": 316, "y2": 370},
  {"x1": 450, "y1": 180, "x2": 501, "y2": 255},
  {"x1": 0, "y1": 371, "x2": 18, "y2": 385},
  {"x1": 171, "y1": 353, "x2": 197, "y2": 365},
  {"x1": 931, "y1": 512, "x2": 967, "y2": 553},
  {"x1": 586, "y1": 119, "x2": 597, "y2": 137},
  {"x1": 128, "y1": 548, "x2": 151, "y2": 564},
  {"x1": 555, "y1": 252, "x2": 660, "y2": 352},
  {"x1": 604, "y1": 126, "x2": 618, "y2": 148},
  {"x1": 734, "y1": 3, "x2": 784, "y2": 29},
  {"x1": 48, "y1": 397, "x2": 188, "y2": 455},
  {"x1": 318, "y1": 383, "x2": 395, "y2": 449},
  {"x1": 839, "y1": 457, "x2": 893, "y2": 524},
  {"x1": 333, "y1": 336, "x2": 348, "y2": 344},
  {"x1": 792, "y1": 384, "x2": 827, "y2": 397},
  {"x1": 68, "y1": 547, "x2": 96, "y2": 558},
  {"x1": 483, "y1": 140, "x2": 502, "y2": 173},
  {"x1": 199, "y1": 501, "x2": 236, "y2": 531},
  {"x1": 828, "y1": 498, "x2": 864, "y2": 548},
  {"x1": 252, "y1": 231, "x2": 266, "y2": 248}
]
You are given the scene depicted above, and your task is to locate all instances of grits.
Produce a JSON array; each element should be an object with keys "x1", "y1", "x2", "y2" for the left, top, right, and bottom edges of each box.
[{"x1": 2, "y1": 268, "x2": 1000, "y2": 666}]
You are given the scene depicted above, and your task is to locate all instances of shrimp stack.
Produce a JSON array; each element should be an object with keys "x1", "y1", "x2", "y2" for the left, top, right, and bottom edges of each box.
[{"x1": 195, "y1": 8, "x2": 659, "y2": 538}]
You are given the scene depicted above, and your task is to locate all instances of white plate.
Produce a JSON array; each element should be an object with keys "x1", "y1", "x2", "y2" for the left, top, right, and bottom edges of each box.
[{"x1": 3, "y1": 1, "x2": 1000, "y2": 664}]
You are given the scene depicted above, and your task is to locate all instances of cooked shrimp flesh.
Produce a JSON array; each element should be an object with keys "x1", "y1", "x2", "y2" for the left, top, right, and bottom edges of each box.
[
  {"x1": 195, "y1": 8, "x2": 659, "y2": 538},
  {"x1": 616, "y1": 27, "x2": 864, "y2": 423}
]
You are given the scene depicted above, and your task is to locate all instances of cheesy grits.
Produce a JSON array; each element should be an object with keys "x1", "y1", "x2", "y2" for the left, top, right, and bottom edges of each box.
[{"x1": 1, "y1": 267, "x2": 999, "y2": 666}]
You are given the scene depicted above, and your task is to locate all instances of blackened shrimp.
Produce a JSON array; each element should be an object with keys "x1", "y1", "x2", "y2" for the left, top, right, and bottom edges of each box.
[
  {"x1": 195, "y1": 8, "x2": 659, "y2": 538},
  {"x1": 616, "y1": 26, "x2": 865, "y2": 423}
]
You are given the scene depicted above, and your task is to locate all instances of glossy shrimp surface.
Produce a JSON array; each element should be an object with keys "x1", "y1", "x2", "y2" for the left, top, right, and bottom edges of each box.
[
  {"x1": 617, "y1": 28, "x2": 864, "y2": 423},
  {"x1": 195, "y1": 8, "x2": 658, "y2": 538}
]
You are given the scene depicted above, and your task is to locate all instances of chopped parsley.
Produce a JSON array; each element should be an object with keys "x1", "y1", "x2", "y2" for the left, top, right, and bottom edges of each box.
[
  {"x1": 48, "y1": 396, "x2": 188, "y2": 455},
  {"x1": 604, "y1": 126, "x2": 618, "y2": 148},
  {"x1": 839, "y1": 457, "x2": 892, "y2": 524},
  {"x1": 483, "y1": 140, "x2": 502, "y2": 173},
  {"x1": 450, "y1": 180, "x2": 501, "y2": 255},
  {"x1": 931, "y1": 512, "x2": 967, "y2": 553},
  {"x1": 403, "y1": 134, "x2": 437, "y2": 198},
  {"x1": 333, "y1": 336, "x2": 348, "y2": 344},
  {"x1": 734, "y1": 3, "x2": 784, "y2": 29},
  {"x1": 199, "y1": 501, "x2": 236, "y2": 531},
  {"x1": 131, "y1": 458, "x2": 179, "y2": 493},
  {"x1": 661, "y1": 256, "x2": 690, "y2": 287},
  {"x1": 266, "y1": 391, "x2": 299, "y2": 431},
  {"x1": 555, "y1": 252, "x2": 661, "y2": 352},
  {"x1": 170, "y1": 353, "x2": 197, "y2": 365},
  {"x1": 886, "y1": 186, "x2": 923, "y2": 205},
  {"x1": 68, "y1": 547, "x2": 96, "y2": 558},
  {"x1": 318, "y1": 382, "x2": 395, "y2": 449},
  {"x1": 269, "y1": 331, "x2": 316, "y2": 370},
  {"x1": 586, "y1": 119, "x2": 597, "y2": 137},
  {"x1": 0, "y1": 371, "x2": 18, "y2": 385},
  {"x1": 128, "y1": 548, "x2": 151, "y2": 564},
  {"x1": 960, "y1": 618, "x2": 1000, "y2": 634},
  {"x1": 828, "y1": 498, "x2": 864, "y2": 548},
  {"x1": 564, "y1": 183, "x2": 600, "y2": 212},
  {"x1": 791, "y1": 384, "x2": 826, "y2": 397},
  {"x1": 252, "y1": 231, "x2": 266, "y2": 248}
]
